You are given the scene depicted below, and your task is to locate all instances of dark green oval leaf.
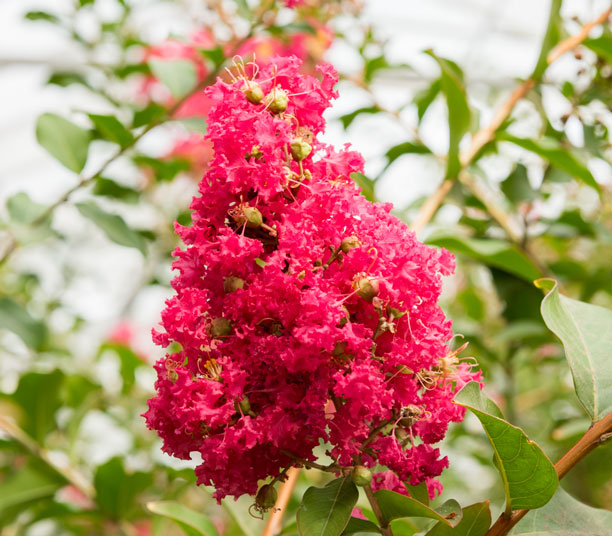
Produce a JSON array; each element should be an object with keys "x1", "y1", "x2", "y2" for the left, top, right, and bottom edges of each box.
[
  {"x1": 88, "y1": 114, "x2": 134, "y2": 147},
  {"x1": 342, "y1": 517, "x2": 382, "y2": 535},
  {"x1": 297, "y1": 477, "x2": 359, "y2": 536},
  {"x1": 454, "y1": 382, "x2": 558, "y2": 511},
  {"x1": 76, "y1": 201, "x2": 146, "y2": 254},
  {"x1": 425, "y1": 502, "x2": 491, "y2": 536},
  {"x1": 36, "y1": 113, "x2": 91, "y2": 173},
  {"x1": 147, "y1": 501, "x2": 220, "y2": 536},
  {"x1": 149, "y1": 59, "x2": 198, "y2": 99},
  {"x1": 531, "y1": 0, "x2": 562, "y2": 78},
  {"x1": 374, "y1": 490, "x2": 458, "y2": 526},
  {"x1": 510, "y1": 488, "x2": 612, "y2": 535},
  {"x1": 536, "y1": 279, "x2": 612, "y2": 421}
]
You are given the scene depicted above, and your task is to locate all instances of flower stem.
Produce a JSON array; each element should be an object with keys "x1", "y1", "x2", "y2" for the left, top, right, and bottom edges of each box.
[{"x1": 364, "y1": 483, "x2": 393, "y2": 536}]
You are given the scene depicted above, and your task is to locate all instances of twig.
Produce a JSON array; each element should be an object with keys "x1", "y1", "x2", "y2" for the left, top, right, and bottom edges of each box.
[
  {"x1": 410, "y1": 5, "x2": 612, "y2": 234},
  {"x1": 0, "y1": 416, "x2": 95, "y2": 499},
  {"x1": 279, "y1": 450, "x2": 338, "y2": 472},
  {"x1": 262, "y1": 467, "x2": 300, "y2": 536},
  {"x1": 485, "y1": 410, "x2": 612, "y2": 536},
  {"x1": 364, "y1": 483, "x2": 393, "y2": 536}
]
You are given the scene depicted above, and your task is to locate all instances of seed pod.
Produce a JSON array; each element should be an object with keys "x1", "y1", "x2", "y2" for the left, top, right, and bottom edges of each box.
[
  {"x1": 255, "y1": 484, "x2": 277, "y2": 510},
  {"x1": 266, "y1": 88, "x2": 289, "y2": 114},
  {"x1": 209, "y1": 317, "x2": 232, "y2": 338},
  {"x1": 244, "y1": 83, "x2": 264, "y2": 104},
  {"x1": 224, "y1": 276, "x2": 244, "y2": 293},
  {"x1": 356, "y1": 277, "x2": 380, "y2": 301},
  {"x1": 243, "y1": 206, "x2": 263, "y2": 228},
  {"x1": 290, "y1": 140, "x2": 312, "y2": 161},
  {"x1": 340, "y1": 235, "x2": 360, "y2": 253},
  {"x1": 351, "y1": 465, "x2": 372, "y2": 487}
]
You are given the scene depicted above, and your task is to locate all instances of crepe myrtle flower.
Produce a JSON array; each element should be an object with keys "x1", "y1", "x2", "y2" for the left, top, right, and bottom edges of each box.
[{"x1": 144, "y1": 55, "x2": 481, "y2": 504}]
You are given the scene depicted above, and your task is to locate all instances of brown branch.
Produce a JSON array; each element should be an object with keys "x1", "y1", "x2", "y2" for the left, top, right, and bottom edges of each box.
[
  {"x1": 262, "y1": 467, "x2": 300, "y2": 536},
  {"x1": 485, "y1": 410, "x2": 612, "y2": 536},
  {"x1": 364, "y1": 483, "x2": 393, "y2": 536},
  {"x1": 410, "y1": 5, "x2": 612, "y2": 234}
]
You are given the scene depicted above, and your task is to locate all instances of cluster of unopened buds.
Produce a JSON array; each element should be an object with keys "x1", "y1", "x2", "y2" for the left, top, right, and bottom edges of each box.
[{"x1": 144, "y1": 54, "x2": 481, "y2": 508}]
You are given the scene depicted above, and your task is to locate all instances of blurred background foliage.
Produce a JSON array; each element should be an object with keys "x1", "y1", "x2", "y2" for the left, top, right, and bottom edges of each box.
[{"x1": 1, "y1": 0, "x2": 612, "y2": 534}]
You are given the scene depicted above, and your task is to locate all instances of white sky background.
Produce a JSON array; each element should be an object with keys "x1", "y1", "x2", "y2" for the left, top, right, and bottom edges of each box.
[{"x1": 0, "y1": 0, "x2": 610, "y2": 364}]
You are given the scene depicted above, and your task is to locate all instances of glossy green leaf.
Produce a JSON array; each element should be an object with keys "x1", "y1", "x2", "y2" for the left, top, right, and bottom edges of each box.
[
  {"x1": 339, "y1": 106, "x2": 379, "y2": 129},
  {"x1": 132, "y1": 102, "x2": 166, "y2": 128},
  {"x1": 149, "y1": 59, "x2": 197, "y2": 99},
  {"x1": 531, "y1": 0, "x2": 562, "y2": 78},
  {"x1": 584, "y1": 33, "x2": 612, "y2": 64},
  {"x1": 425, "y1": 51, "x2": 470, "y2": 178},
  {"x1": 501, "y1": 164, "x2": 536, "y2": 205},
  {"x1": 384, "y1": 141, "x2": 431, "y2": 170},
  {"x1": 342, "y1": 517, "x2": 382, "y2": 535},
  {"x1": 425, "y1": 235, "x2": 540, "y2": 282},
  {"x1": 374, "y1": 490, "x2": 459, "y2": 526},
  {"x1": 93, "y1": 177, "x2": 140, "y2": 203},
  {"x1": 7, "y1": 193, "x2": 48, "y2": 225},
  {"x1": 36, "y1": 113, "x2": 91, "y2": 173},
  {"x1": 296, "y1": 477, "x2": 359, "y2": 536},
  {"x1": 499, "y1": 134, "x2": 599, "y2": 193},
  {"x1": 147, "y1": 501, "x2": 220, "y2": 536},
  {"x1": 510, "y1": 488, "x2": 612, "y2": 535},
  {"x1": 88, "y1": 113, "x2": 134, "y2": 147},
  {"x1": 0, "y1": 297, "x2": 47, "y2": 350},
  {"x1": 406, "y1": 482, "x2": 429, "y2": 506},
  {"x1": 536, "y1": 279, "x2": 612, "y2": 421},
  {"x1": 425, "y1": 502, "x2": 491, "y2": 536},
  {"x1": 10, "y1": 370, "x2": 64, "y2": 442},
  {"x1": 454, "y1": 382, "x2": 558, "y2": 511},
  {"x1": 414, "y1": 78, "x2": 441, "y2": 123},
  {"x1": 199, "y1": 46, "x2": 225, "y2": 67},
  {"x1": 350, "y1": 172, "x2": 376, "y2": 202},
  {"x1": 76, "y1": 201, "x2": 146, "y2": 254},
  {"x1": 94, "y1": 457, "x2": 152, "y2": 519}
]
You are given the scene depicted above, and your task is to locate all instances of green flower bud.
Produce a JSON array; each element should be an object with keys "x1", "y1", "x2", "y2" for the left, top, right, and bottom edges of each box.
[
  {"x1": 355, "y1": 277, "x2": 380, "y2": 301},
  {"x1": 290, "y1": 140, "x2": 312, "y2": 161},
  {"x1": 332, "y1": 341, "x2": 347, "y2": 356},
  {"x1": 255, "y1": 484, "x2": 277, "y2": 510},
  {"x1": 209, "y1": 317, "x2": 232, "y2": 338},
  {"x1": 351, "y1": 465, "x2": 372, "y2": 487},
  {"x1": 238, "y1": 396, "x2": 251, "y2": 414},
  {"x1": 223, "y1": 276, "x2": 244, "y2": 293},
  {"x1": 387, "y1": 306, "x2": 406, "y2": 319},
  {"x1": 244, "y1": 83, "x2": 264, "y2": 104},
  {"x1": 340, "y1": 235, "x2": 360, "y2": 254},
  {"x1": 243, "y1": 206, "x2": 263, "y2": 228},
  {"x1": 266, "y1": 88, "x2": 289, "y2": 114}
]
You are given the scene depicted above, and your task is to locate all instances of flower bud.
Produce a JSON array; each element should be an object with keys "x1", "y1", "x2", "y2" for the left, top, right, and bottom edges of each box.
[
  {"x1": 351, "y1": 465, "x2": 372, "y2": 487},
  {"x1": 224, "y1": 276, "x2": 244, "y2": 293},
  {"x1": 290, "y1": 140, "x2": 312, "y2": 161},
  {"x1": 244, "y1": 83, "x2": 264, "y2": 104},
  {"x1": 355, "y1": 277, "x2": 379, "y2": 301},
  {"x1": 266, "y1": 88, "x2": 288, "y2": 114},
  {"x1": 238, "y1": 396, "x2": 251, "y2": 414},
  {"x1": 209, "y1": 317, "x2": 232, "y2": 338},
  {"x1": 243, "y1": 206, "x2": 263, "y2": 228},
  {"x1": 387, "y1": 306, "x2": 406, "y2": 319},
  {"x1": 340, "y1": 236, "x2": 360, "y2": 254},
  {"x1": 332, "y1": 341, "x2": 347, "y2": 356},
  {"x1": 255, "y1": 484, "x2": 277, "y2": 510}
]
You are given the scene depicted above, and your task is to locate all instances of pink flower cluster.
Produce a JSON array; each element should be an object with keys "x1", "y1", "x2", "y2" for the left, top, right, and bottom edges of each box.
[{"x1": 144, "y1": 56, "x2": 480, "y2": 502}]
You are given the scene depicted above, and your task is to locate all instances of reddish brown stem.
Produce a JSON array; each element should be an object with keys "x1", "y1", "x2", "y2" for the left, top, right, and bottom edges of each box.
[
  {"x1": 485, "y1": 411, "x2": 612, "y2": 536},
  {"x1": 364, "y1": 483, "x2": 394, "y2": 536}
]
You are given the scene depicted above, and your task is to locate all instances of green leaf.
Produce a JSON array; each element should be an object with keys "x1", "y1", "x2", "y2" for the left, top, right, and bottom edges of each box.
[
  {"x1": 406, "y1": 482, "x2": 429, "y2": 506},
  {"x1": 10, "y1": 371, "x2": 64, "y2": 442},
  {"x1": 342, "y1": 517, "x2": 382, "y2": 534},
  {"x1": 132, "y1": 103, "x2": 167, "y2": 128},
  {"x1": 536, "y1": 279, "x2": 612, "y2": 421},
  {"x1": 425, "y1": 502, "x2": 491, "y2": 536},
  {"x1": 7, "y1": 193, "x2": 48, "y2": 225},
  {"x1": 76, "y1": 201, "x2": 147, "y2": 254},
  {"x1": 147, "y1": 501, "x2": 220, "y2": 536},
  {"x1": 454, "y1": 382, "x2": 558, "y2": 511},
  {"x1": 425, "y1": 235, "x2": 541, "y2": 282},
  {"x1": 511, "y1": 488, "x2": 612, "y2": 535},
  {"x1": 384, "y1": 141, "x2": 431, "y2": 170},
  {"x1": 498, "y1": 134, "x2": 599, "y2": 193},
  {"x1": 350, "y1": 172, "x2": 376, "y2": 202},
  {"x1": 47, "y1": 71, "x2": 91, "y2": 89},
  {"x1": 132, "y1": 155, "x2": 191, "y2": 182},
  {"x1": 233, "y1": 0, "x2": 252, "y2": 19},
  {"x1": 0, "y1": 462, "x2": 65, "y2": 512},
  {"x1": 414, "y1": 79, "x2": 441, "y2": 123},
  {"x1": 296, "y1": 477, "x2": 359, "y2": 536},
  {"x1": 149, "y1": 59, "x2": 198, "y2": 99},
  {"x1": 93, "y1": 178, "x2": 140, "y2": 203},
  {"x1": 36, "y1": 113, "x2": 91, "y2": 173},
  {"x1": 88, "y1": 114, "x2": 134, "y2": 147},
  {"x1": 0, "y1": 297, "x2": 47, "y2": 350},
  {"x1": 501, "y1": 164, "x2": 536, "y2": 205},
  {"x1": 25, "y1": 11, "x2": 60, "y2": 23},
  {"x1": 584, "y1": 32, "x2": 612, "y2": 64},
  {"x1": 374, "y1": 490, "x2": 459, "y2": 526},
  {"x1": 199, "y1": 46, "x2": 225, "y2": 68},
  {"x1": 425, "y1": 51, "x2": 470, "y2": 178},
  {"x1": 365, "y1": 56, "x2": 390, "y2": 83},
  {"x1": 339, "y1": 106, "x2": 380, "y2": 129},
  {"x1": 100, "y1": 343, "x2": 144, "y2": 394},
  {"x1": 94, "y1": 457, "x2": 152, "y2": 519},
  {"x1": 531, "y1": 0, "x2": 562, "y2": 78}
]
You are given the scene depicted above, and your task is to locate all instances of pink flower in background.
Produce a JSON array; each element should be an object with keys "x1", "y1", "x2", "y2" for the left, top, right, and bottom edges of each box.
[
  {"x1": 165, "y1": 133, "x2": 214, "y2": 178},
  {"x1": 144, "y1": 56, "x2": 480, "y2": 502}
]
